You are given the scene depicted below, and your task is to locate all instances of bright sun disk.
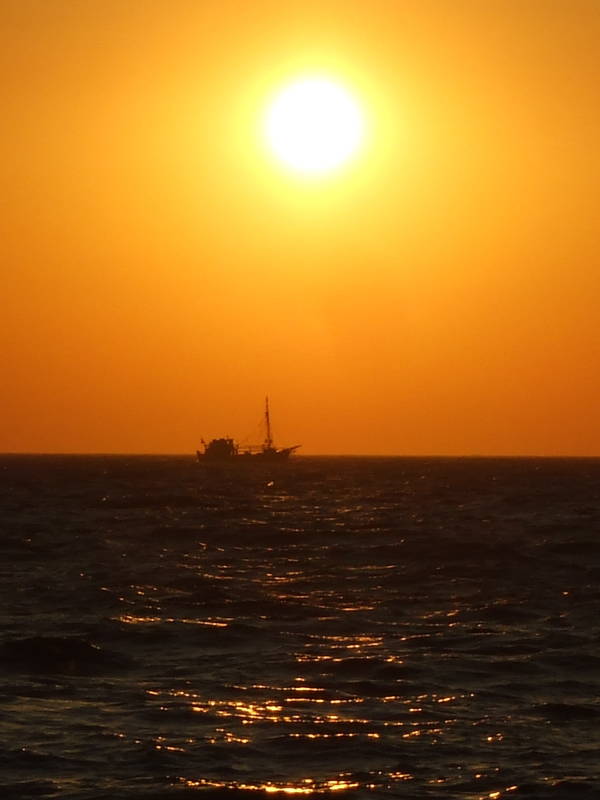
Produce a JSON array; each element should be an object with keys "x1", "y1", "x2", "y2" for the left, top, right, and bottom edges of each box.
[{"x1": 265, "y1": 78, "x2": 365, "y2": 175}]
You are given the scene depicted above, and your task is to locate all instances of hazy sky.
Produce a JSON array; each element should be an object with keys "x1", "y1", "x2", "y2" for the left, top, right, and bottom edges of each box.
[{"x1": 3, "y1": 0, "x2": 599, "y2": 454}]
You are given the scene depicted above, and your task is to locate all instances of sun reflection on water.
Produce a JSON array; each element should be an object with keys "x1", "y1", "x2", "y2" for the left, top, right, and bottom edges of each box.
[
  {"x1": 116, "y1": 613, "x2": 230, "y2": 626},
  {"x1": 136, "y1": 621, "x2": 476, "y2": 798},
  {"x1": 179, "y1": 777, "x2": 361, "y2": 794}
]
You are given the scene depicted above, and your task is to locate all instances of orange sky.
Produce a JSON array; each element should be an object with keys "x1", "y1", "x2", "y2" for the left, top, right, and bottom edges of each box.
[{"x1": 3, "y1": 0, "x2": 599, "y2": 455}]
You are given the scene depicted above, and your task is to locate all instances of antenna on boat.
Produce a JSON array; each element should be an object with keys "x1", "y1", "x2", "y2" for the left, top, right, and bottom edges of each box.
[{"x1": 265, "y1": 395, "x2": 273, "y2": 449}]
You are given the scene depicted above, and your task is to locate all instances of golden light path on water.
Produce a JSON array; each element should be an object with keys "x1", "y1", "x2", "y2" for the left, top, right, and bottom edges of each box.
[
  {"x1": 179, "y1": 777, "x2": 360, "y2": 794},
  {"x1": 111, "y1": 581, "x2": 525, "y2": 800},
  {"x1": 5, "y1": 453, "x2": 593, "y2": 799}
]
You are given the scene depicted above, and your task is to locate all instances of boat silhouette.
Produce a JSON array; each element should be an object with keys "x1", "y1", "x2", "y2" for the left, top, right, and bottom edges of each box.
[{"x1": 196, "y1": 398, "x2": 300, "y2": 462}]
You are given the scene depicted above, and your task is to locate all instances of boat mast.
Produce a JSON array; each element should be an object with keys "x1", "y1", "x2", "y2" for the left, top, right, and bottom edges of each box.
[{"x1": 265, "y1": 395, "x2": 273, "y2": 449}]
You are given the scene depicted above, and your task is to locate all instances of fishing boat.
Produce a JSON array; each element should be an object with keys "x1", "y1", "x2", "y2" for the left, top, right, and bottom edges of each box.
[{"x1": 196, "y1": 398, "x2": 300, "y2": 462}]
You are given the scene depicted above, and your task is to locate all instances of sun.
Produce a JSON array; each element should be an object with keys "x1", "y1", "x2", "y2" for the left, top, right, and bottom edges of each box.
[{"x1": 264, "y1": 77, "x2": 365, "y2": 175}]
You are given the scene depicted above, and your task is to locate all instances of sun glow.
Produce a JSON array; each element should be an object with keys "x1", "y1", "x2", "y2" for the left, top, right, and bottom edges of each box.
[{"x1": 264, "y1": 77, "x2": 365, "y2": 175}]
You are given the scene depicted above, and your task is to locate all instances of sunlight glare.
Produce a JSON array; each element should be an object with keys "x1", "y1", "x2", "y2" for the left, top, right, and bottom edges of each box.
[{"x1": 265, "y1": 78, "x2": 365, "y2": 175}]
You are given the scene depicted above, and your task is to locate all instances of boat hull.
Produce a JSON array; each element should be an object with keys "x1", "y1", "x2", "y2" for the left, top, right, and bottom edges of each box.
[{"x1": 196, "y1": 446, "x2": 299, "y2": 463}]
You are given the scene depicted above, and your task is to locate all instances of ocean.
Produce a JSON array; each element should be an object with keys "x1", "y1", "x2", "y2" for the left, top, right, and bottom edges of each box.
[{"x1": 1, "y1": 455, "x2": 600, "y2": 800}]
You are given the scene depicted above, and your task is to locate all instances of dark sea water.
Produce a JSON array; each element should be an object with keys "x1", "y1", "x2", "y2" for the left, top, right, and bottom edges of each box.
[{"x1": 2, "y1": 455, "x2": 600, "y2": 800}]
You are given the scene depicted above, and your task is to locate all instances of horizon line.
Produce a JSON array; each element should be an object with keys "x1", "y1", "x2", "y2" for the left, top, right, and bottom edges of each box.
[{"x1": 2, "y1": 451, "x2": 600, "y2": 459}]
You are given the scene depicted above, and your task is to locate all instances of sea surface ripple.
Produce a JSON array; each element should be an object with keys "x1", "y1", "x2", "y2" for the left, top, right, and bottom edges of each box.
[{"x1": 1, "y1": 455, "x2": 600, "y2": 799}]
